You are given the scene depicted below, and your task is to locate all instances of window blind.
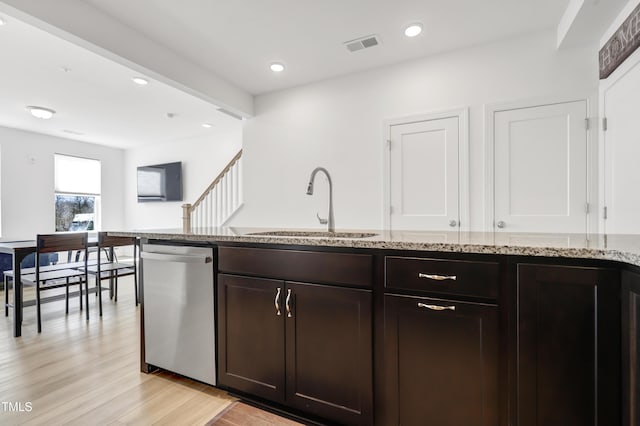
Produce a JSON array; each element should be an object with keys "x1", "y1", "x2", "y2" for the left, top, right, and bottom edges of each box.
[{"x1": 54, "y1": 154, "x2": 101, "y2": 195}]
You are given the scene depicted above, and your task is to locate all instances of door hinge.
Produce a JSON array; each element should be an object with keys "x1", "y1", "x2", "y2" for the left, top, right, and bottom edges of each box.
[
  {"x1": 386, "y1": 139, "x2": 392, "y2": 150},
  {"x1": 602, "y1": 117, "x2": 608, "y2": 131},
  {"x1": 585, "y1": 118, "x2": 590, "y2": 130},
  {"x1": 585, "y1": 203, "x2": 590, "y2": 214},
  {"x1": 603, "y1": 206, "x2": 608, "y2": 220},
  {"x1": 389, "y1": 205, "x2": 394, "y2": 215}
]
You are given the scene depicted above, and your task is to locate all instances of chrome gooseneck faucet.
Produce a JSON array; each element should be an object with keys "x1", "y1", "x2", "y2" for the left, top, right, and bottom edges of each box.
[{"x1": 306, "y1": 167, "x2": 335, "y2": 232}]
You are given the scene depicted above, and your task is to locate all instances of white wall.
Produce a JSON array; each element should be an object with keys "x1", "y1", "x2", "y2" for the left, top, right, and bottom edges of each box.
[
  {"x1": 600, "y1": 0, "x2": 639, "y2": 47},
  {"x1": 0, "y1": 125, "x2": 125, "y2": 239},
  {"x1": 231, "y1": 30, "x2": 599, "y2": 231},
  {"x1": 123, "y1": 126, "x2": 242, "y2": 230}
]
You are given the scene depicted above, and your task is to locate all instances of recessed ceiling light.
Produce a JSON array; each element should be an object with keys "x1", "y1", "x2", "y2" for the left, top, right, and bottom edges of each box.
[
  {"x1": 0, "y1": 17, "x2": 5, "y2": 26},
  {"x1": 404, "y1": 23, "x2": 423, "y2": 38},
  {"x1": 270, "y1": 62, "x2": 285, "y2": 73},
  {"x1": 202, "y1": 123, "x2": 213, "y2": 128},
  {"x1": 132, "y1": 77, "x2": 149, "y2": 85},
  {"x1": 27, "y1": 106, "x2": 56, "y2": 120}
]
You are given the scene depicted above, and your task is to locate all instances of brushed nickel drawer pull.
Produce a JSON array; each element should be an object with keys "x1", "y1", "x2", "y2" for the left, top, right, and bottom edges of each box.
[
  {"x1": 418, "y1": 273, "x2": 457, "y2": 281},
  {"x1": 285, "y1": 288, "x2": 293, "y2": 318},
  {"x1": 275, "y1": 287, "x2": 282, "y2": 316},
  {"x1": 418, "y1": 303, "x2": 456, "y2": 311}
]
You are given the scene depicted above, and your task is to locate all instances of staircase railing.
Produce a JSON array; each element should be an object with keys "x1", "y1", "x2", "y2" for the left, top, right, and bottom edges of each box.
[{"x1": 182, "y1": 149, "x2": 243, "y2": 232}]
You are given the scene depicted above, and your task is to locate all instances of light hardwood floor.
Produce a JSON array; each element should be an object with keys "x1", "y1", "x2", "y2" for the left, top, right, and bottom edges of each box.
[{"x1": 0, "y1": 277, "x2": 236, "y2": 425}]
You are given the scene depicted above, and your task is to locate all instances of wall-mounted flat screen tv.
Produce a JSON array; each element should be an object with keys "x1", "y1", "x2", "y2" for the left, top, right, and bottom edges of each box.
[{"x1": 137, "y1": 161, "x2": 183, "y2": 202}]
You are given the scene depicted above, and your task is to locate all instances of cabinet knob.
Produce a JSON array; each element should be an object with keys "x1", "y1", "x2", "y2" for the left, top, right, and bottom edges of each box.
[
  {"x1": 496, "y1": 221, "x2": 506, "y2": 229},
  {"x1": 449, "y1": 220, "x2": 458, "y2": 227}
]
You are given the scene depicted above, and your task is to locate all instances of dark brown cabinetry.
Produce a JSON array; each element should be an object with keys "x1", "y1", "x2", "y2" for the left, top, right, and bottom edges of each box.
[
  {"x1": 285, "y1": 281, "x2": 372, "y2": 424},
  {"x1": 622, "y1": 270, "x2": 640, "y2": 426},
  {"x1": 210, "y1": 244, "x2": 627, "y2": 426},
  {"x1": 515, "y1": 264, "x2": 620, "y2": 426},
  {"x1": 217, "y1": 274, "x2": 285, "y2": 402},
  {"x1": 383, "y1": 294, "x2": 498, "y2": 426},
  {"x1": 217, "y1": 246, "x2": 373, "y2": 425},
  {"x1": 382, "y1": 255, "x2": 500, "y2": 426},
  {"x1": 385, "y1": 256, "x2": 500, "y2": 300}
]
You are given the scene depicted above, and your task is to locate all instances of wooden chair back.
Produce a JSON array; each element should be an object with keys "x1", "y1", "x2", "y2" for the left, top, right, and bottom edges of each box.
[
  {"x1": 98, "y1": 232, "x2": 135, "y2": 248},
  {"x1": 37, "y1": 232, "x2": 88, "y2": 254}
]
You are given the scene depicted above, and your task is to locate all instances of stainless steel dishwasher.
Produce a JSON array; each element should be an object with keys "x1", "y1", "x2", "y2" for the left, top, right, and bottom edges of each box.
[{"x1": 140, "y1": 242, "x2": 216, "y2": 386}]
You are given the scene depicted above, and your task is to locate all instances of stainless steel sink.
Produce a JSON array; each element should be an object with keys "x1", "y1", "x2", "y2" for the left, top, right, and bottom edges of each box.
[{"x1": 247, "y1": 230, "x2": 377, "y2": 239}]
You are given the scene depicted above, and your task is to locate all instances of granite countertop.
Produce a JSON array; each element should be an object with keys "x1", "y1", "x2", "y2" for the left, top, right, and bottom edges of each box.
[{"x1": 107, "y1": 227, "x2": 640, "y2": 267}]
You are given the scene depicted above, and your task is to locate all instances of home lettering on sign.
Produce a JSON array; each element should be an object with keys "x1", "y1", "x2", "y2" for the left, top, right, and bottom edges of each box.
[{"x1": 599, "y1": 3, "x2": 640, "y2": 79}]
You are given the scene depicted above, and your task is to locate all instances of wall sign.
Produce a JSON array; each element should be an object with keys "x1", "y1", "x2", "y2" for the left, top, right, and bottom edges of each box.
[{"x1": 599, "y1": 2, "x2": 640, "y2": 79}]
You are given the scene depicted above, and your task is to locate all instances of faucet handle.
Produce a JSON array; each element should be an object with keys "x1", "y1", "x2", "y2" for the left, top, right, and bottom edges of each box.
[{"x1": 316, "y1": 213, "x2": 328, "y2": 225}]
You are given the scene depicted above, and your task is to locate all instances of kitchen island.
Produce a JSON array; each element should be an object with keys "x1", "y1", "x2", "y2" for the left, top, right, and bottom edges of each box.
[
  {"x1": 111, "y1": 227, "x2": 640, "y2": 265},
  {"x1": 111, "y1": 227, "x2": 640, "y2": 426}
]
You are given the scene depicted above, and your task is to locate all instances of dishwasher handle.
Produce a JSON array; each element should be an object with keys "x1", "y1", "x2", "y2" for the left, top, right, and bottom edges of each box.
[{"x1": 141, "y1": 251, "x2": 213, "y2": 264}]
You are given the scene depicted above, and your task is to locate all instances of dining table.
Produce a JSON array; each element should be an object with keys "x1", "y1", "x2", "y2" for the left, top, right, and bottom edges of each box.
[{"x1": 0, "y1": 237, "x2": 100, "y2": 337}]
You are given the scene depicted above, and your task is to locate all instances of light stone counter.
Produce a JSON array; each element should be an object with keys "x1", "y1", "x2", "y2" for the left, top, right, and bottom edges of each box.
[{"x1": 108, "y1": 227, "x2": 640, "y2": 268}]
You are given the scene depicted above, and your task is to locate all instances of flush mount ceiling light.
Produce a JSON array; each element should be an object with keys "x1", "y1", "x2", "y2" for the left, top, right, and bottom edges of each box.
[
  {"x1": 404, "y1": 23, "x2": 423, "y2": 37},
  {"x1": 27, "y1": 106, "x2": 56, "y2": 120},
  {"x1": 132, "y1": 77, "x2": 149, "y2": 85},
  {"x1": 202, "y1": 123, "x2": 213, "y2": 128},
  {"x1": 270, "y1": 62, "x2": 285, "y2": 73}
]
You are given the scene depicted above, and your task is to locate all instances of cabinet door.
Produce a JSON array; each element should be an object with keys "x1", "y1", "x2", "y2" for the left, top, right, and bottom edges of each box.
[
  {"x1": 516, "y1": 264, "x2": 619, "y2": 426},
  {"x1": 383, "y1": 294, "x2": 498, "y2": 426},
  {"x1": 602, "y1": 54, "x2": 640, "y2": 233},
  {"x1": 285, "y1": 282, "x2": 372, "y2": 425},
  {"x1": 389, "y1": 116, "x2": 461, "y2": 231},
  {"x1": 493, "y1": 100, "x2": 587, "y2": 233},
  {"x1": 622, "y1": 270, "x2": 640, "y2": 426},
  {"x1": 217, "y1": 274, "x2": 285, "y2": 403}
]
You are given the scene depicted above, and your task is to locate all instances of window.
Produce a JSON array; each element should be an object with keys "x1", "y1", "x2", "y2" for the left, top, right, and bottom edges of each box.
[{"x1": 54, "y1": 154, "x2": 101, "y2": 232}]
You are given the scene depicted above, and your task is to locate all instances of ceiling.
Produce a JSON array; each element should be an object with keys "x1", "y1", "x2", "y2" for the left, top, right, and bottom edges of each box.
[
  {"x1": 0, "y1": 0, "x2": 627, "y2": 149},
  {"x1": 0, "y1": 15, "x2": 241, "y2": 149},
  {"x1": 83, "y1": 0, "x2": 571, "y2": 95}
]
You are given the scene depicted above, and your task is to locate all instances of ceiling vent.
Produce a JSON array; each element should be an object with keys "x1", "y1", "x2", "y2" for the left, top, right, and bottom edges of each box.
[{"x1": 344, "y1": 35, "x2": 381, "y2": 52}]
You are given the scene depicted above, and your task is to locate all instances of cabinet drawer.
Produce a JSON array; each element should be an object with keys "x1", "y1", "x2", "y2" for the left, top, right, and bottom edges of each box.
[
  {"x1": 385, "y1": 256, "x2": 499, "y2": 299},
  {"x1": 218, "y1": 246, "x2": 372, "y2": 288}
]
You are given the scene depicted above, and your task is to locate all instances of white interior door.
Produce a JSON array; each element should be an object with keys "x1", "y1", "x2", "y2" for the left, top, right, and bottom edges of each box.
[
  {"x1": 389, "y1": 116, "x2": 459, "y2": 231},
  {"x1": 603, "y1": 58, "x2": 640, "y2": 234},
  {"x1": 494, "y1": 100, "x2": 588, "y2": 233}
]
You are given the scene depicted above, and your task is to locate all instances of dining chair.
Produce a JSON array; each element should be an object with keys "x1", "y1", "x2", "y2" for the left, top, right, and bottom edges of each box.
[
  {"x1": 84, "y1": 232, "x2": 137, "y2": 316},
  {"x1": 4, "y1": 251, "x2": 86, "y2": 317},
  {"x1": 21, "y1": 233, "x2": 89, "y2": 333}
]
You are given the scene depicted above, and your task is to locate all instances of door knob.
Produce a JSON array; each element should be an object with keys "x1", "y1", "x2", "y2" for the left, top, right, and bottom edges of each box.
[
  {"x1": 449, "y1": 220, "x2": 458, "y2": 227},
  {"x1": 496, "y1": 221, "x2": 506, "y2": 229}
]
